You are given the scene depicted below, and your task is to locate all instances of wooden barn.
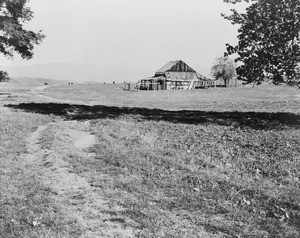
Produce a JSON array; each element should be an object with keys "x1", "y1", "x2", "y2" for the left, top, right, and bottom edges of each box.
[{"x1": 137, "y1": 60, "x2": 215, "y2": 90}]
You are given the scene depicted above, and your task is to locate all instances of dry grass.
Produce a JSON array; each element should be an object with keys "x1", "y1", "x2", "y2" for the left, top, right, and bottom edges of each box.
[
  {"x1": 66, "y1": 116, "x2": 300, "y2": 237},
  {"x1": 0, "y1": 110, "x2": 82, "y2": 238},
  {"x1": 43, "y1": 83, "x2": 300, "y2": 112},
  {"x1": 1, "y1": 81, "x2": 300, "y2": 237}
]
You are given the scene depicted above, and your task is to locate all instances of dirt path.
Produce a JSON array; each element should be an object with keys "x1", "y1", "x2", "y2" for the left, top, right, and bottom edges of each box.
[
  {"x1": 30, "y1": 85, "x2": 100, "y2": 106},
  {"x1": 25, "y1": 120, "x2": 136, "y2": 237},
  {"x1": 30, "y1": 85, "x2": 92, "y2": 105},
  {"x1": 30, "y1": 85, "x2": 70, "y2": 103}
]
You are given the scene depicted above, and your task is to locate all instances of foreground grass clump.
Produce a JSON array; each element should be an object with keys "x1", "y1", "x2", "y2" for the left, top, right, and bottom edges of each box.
[
  {"x1": 0, "y1": 110, "x2": 81, "y2": 238},
  {"x1": 74, "y1": 117, "x2": 300, "y2": 237}
]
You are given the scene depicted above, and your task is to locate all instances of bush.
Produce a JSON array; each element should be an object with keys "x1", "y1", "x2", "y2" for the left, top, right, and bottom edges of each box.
[{"x1": 0, "y1": 70, "x2": 10, "y2": 82}]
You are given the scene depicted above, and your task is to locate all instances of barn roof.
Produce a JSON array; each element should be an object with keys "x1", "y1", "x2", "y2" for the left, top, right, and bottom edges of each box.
[
  {"x1": 153, "y1": 60, "x2": 212, "y2": 81},
  {"x1": 196, "y1": 72, "x2": 211, "y2": 81},
  {"x1": 155, "y1": 60, "x2": 196, "y2": 76}
]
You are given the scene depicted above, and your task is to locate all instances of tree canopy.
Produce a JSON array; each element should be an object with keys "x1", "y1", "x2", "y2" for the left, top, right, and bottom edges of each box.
[
  {"x1": 0, "y1": 68, "x2": 9, "y2": 82},
  {"x1": 223, "y1": 0, "x2": 300, "y2": 87},
  {"x1": 211, "y1": 56, "x2": 236, "y2": 87},
  {"x1": 0, "y1": 0, "x2": 44, "y2": 59}
]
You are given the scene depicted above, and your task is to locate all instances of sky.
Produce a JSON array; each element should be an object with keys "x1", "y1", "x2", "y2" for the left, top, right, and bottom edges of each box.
[{"x1": 1, "y1": 0, "x2": 247, "y2": 80}]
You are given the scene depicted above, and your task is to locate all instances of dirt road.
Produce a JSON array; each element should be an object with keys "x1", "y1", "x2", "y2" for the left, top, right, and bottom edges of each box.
[{"x1": 24, "y1": 119, "x2": 136, "y2": 237}]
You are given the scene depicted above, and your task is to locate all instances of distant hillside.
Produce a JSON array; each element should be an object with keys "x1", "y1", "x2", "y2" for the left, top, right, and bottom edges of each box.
[
  {"x1": 4, "y1": 63, "x2": 152, "y2": 83},
  {"x1": 0, "y1": 77, "x2": 71, "y2": 91},
  {"x1": 9, "y1": 77, "x2": 70, "y2": 87}
]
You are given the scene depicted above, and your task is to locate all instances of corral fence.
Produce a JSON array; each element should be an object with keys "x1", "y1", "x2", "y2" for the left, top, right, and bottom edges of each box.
[
  {"x1": 123, "y1": 79, "x2": 236, "y2": 91},
  {"x1": 123, "y1": 82, "x2": 139, "y2": 91},
  {"x1": 123, "y1": 81, "x2": 163, "y2": 91},
  {"x1": 195, "y1": 80, "x2": 217, "y2": 89},
  {"x1": 139, "y1": 82, "x2": 162, "y2": 91}
]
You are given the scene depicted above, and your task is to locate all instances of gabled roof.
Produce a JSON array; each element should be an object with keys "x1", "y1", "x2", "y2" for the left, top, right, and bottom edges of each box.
[
  {"x1": 152, "y1": 60, "x2": 212, "y2": 81},
  {"x1": 155, "y1": 60, "x2": 196, "y2": 76},
  {"x1": 196, "y1": 72, "x2": 211, "y2": 81}
]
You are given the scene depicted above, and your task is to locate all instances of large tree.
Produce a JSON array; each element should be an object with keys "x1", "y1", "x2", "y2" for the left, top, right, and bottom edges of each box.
[
  {"x1": 0, "y1": 0, "x2": 44, "y2": 79},
  {"x1": 0, "y1": 0, "x2": 44, "y2": 58},
  {"x1": 223, "y1": 0, "x2": 300, "y2": 87}
]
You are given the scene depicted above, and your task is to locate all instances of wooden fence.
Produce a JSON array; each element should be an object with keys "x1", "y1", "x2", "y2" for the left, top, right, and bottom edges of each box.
[
  {"x1": 123, "y1": 82, "x2": 139, "y2": 91},
  {"x1": 124, "y1": 79, "x2": 223, "y2": 91},
  {"x1": 139, "y1": 82, "x2": 162, "y2": 91},
  {"x1": 195, "y1": 80, "x2": 216, "y2": 89}
]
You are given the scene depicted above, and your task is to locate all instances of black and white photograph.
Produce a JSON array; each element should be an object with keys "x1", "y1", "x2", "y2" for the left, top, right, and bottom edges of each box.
[{"x1": 0, "y1": 0, "x2": 300, "y2": 237}]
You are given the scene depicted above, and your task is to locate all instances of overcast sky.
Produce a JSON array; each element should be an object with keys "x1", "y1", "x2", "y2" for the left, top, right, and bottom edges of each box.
[{"x1": 1, "y1": 0, "x2": 246, "y2": 77}]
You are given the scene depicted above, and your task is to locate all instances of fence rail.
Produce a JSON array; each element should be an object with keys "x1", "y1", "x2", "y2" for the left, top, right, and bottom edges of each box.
[{"x1": 123, "y1": 79, "x2": 235, "y2": 91}]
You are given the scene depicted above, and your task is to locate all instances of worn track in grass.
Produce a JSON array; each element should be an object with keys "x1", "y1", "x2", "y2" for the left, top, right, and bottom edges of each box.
[{"x1": 24, "y1": 120, "x2": 136, "y2": 237}]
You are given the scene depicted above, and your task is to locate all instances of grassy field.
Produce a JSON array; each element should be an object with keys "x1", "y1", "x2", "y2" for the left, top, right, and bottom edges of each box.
[
  {"x1": 0, "y1": 80, "x2": 300, "y2": 237},
  {"x1": 43, "y1": 83, "x2": 300, "y2": 112}
]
